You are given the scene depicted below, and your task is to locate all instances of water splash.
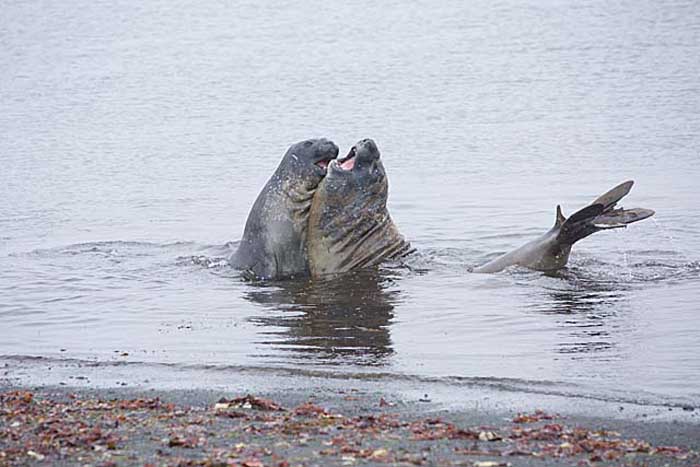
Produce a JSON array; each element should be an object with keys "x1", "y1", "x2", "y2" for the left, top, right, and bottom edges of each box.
[{"x1": 182, "y1": 255, "x2": 230, "y2": 269}]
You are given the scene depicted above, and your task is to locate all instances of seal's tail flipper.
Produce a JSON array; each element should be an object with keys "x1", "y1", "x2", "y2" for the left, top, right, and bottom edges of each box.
[
  {"x1": 591, "y1": 180, "x2": 634, "y2": 211},
  {"x1": 557, "y1": 203, "x2": 605, "y2": 245},
  {"x1": 591, "y1": 207, "x2": 655, "y2": 229},
  {"x1": 556, "y1": 180, "x2": 655, "y2": 245}
]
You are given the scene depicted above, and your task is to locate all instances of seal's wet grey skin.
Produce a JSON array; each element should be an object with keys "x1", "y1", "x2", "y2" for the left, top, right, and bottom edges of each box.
[
  {"x1": 474, "y1": 181, "x2": 655, "y2": 273},
  {"x1": 230, "y1": 138, "x2": 339, "y2": 280},
  {"x1": 307, "y1": 139, "x2": 411, "y2": 278}
]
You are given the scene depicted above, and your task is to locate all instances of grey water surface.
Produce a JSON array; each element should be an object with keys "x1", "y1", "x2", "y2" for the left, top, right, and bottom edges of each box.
[{"x1": 1, "y1": 0, "x2": 699, "y2": 410}]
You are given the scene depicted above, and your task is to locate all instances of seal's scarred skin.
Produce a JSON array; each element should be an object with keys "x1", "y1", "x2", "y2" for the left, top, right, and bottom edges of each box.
[
  {"x1": 230, "y1": 138, "x2": 338, "y2": 280},
  {"x1": 307, "y1": 138, "x2": 411, "y2": 278}
]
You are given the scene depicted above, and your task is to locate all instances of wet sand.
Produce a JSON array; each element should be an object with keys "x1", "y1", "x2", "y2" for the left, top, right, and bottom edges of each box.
[{"x1": 1, "y1": 384, "x2": 698, "y2": 467}]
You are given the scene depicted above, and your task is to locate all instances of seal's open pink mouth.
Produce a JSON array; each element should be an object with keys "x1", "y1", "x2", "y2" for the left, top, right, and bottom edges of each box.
[
  {"x1": 316, "y1": 160, "x2": 329, "y2": 169},
  {"x1": 338, "y1": 146, "x2": 356, "y2": 171}
]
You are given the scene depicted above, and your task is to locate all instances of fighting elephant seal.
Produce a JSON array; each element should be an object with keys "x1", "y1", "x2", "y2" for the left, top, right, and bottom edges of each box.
[
  {"x1": 473, "y1": 180, "x2": 655, "y2": 273},
  {"x1": 229, "y1": 138, "x2": 339, "y2": 280},
  {"x1": 307, "y1": 138, "x2": 412, "y2": 278}
]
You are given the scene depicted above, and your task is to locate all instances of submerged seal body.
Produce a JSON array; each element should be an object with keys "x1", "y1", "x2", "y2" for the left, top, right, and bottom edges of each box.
[
  {"x1": 473, "y1": 180, "x2": 655, "y2": 273},
  {"x1": 230, "y1": 138, "x2": 339, "y2": 280},
  {"x1": 307, "y1": 138, "x2": 411, "y2": 278}
]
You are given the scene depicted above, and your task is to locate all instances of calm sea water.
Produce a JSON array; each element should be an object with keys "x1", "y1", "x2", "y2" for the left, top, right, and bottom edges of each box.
[{"x1": 2, "y1": 0, "x2": 699, "y2": 409}]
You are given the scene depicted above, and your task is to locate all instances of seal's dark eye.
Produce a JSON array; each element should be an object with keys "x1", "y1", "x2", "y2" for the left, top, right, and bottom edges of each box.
[{"x1": 304, "y1": 141, "x2": 313, "y2": 148}]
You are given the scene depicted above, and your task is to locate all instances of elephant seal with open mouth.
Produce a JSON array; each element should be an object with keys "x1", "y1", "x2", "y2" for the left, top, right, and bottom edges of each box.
[
  {"x1": 307, "y1": 138, "x2": 412, "y2": 278},
  {"x1": 230, "y1": 138, "x2": 339, "y2": 280}
]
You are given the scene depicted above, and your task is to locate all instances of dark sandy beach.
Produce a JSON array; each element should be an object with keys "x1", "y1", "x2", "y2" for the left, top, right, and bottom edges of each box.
[{"x1": 2, "y1": 383, "x2": 699, "y2": 467}]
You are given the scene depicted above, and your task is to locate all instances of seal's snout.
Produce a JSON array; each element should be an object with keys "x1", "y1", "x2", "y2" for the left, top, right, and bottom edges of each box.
[
  {"x1": 314, "y1": 139, "x2": 339, "y2": 171},
  {"x1": 333, "y1": 138, "x2": 381, "y2": 172},
  {"x1": 359, "y1": 138, "x2": 378, "y2": 154},
  {"x1": 320, "y1": 139, "x2": 339, "y2": 158},
  {"x1": 356, "y1": 138, "x2": 381, "y2": 164}
]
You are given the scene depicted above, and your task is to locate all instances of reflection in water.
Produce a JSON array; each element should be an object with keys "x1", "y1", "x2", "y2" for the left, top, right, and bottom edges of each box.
[
  {"x1": 530, "y1": 269, "x2": 632, "y2": 359},
  {"x1": 243, "y1": 269, "x2": 403, "y2": 366}
]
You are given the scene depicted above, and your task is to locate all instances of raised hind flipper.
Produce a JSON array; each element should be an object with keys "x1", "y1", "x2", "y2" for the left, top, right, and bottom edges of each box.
[
  {"x1": 557, "y1": 181, "x2": 655, "y2": 244},
  {"x1": 591, "y1": 180, "x2": 634, "y2": 210},
  {"x1": 592, "y1": 207, "x2": 655, "y2": 229},
  {"x1": 474, "y1": 180, "x2": 655, "y2": 273}
]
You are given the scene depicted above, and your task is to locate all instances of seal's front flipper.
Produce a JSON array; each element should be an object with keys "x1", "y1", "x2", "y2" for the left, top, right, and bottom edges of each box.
[{"x1": 593, "y1": 207, "x2": 655, "y2": 229}]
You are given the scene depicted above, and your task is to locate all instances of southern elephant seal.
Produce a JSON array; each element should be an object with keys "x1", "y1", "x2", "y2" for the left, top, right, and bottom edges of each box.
[
  {"x1": 473, "y1": 180, "x2": 655, "y2": 273},
  {"x1": 307, "y1": 138, "x2": 412, "y2": 278},
  {"x1": 230, "y1": 138, "x2": 339, "y2": 280}
]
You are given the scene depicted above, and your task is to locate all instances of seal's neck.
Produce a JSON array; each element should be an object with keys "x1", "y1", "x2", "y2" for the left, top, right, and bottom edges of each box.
[{"x1": 308, "y1": 199, "x2": 409, "y2": 277}]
